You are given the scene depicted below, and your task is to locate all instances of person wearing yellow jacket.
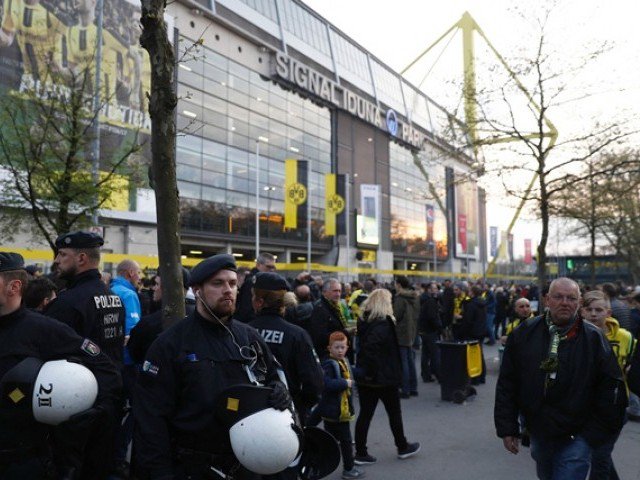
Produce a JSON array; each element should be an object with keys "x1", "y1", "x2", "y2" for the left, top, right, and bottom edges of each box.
[{"x1": 581, "y1": 290, "x2": 636, "y2": 480}]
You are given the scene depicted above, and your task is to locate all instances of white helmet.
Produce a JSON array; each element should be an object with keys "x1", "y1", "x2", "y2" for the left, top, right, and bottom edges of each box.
[
  {"x1": 33, "y1": 360, "x2": 98, "y2": 425},
  {"x1": 229, "y1": 407, "x2": 300, "y2": 474},
  {"x1": 217, "y1": 384, "x2": 301, "y2": 475},
  {"x1": 1, "y1": 358, "x2": 98, "y2": 425}
]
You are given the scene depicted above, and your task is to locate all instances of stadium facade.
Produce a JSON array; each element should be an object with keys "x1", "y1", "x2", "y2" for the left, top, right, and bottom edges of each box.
[{"x1": 0, "y1": 0, "x2": 487, "y2": 277}]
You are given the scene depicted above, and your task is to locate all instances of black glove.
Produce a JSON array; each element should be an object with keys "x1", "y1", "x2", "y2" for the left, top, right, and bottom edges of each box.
[{"x1": 268, "y1": 381, "x2": 291, "y2": 411}]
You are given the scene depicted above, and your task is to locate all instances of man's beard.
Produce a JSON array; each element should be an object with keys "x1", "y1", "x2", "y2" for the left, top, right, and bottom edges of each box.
[
  {"x1": 58, "y1": 265, "x2": 78, "y2": 280},
  {"x1": 203, "y1": 297, "x2": 236, "y2": 320}
]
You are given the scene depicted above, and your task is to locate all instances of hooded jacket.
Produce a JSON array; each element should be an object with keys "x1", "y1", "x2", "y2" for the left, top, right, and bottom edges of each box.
[
  {"x1": 393, "y1": 287, "x2": 420, "y2": 346},
  {"x1": 603, "y1": 317, "x2": 636, "y2": 371}
]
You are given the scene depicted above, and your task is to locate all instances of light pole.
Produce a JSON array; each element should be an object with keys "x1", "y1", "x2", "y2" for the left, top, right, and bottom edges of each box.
[
  {"x1": 255, "y1": 136, "x2": 269, "y2": 260},
  {"x1": 91, "y1": 0, "x2": 104, "y2": 226}
]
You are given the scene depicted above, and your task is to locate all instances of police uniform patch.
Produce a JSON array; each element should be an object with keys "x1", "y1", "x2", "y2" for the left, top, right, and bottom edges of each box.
[
  {"x1": 81, "y1": 339, "x2": 101, "y2": 356},
  {"x1": 142, "y1": 360, "x2": 159, "y2": 375},
  {"x1": 8, "y1": 388, "x2": 25, "y2": 404},
  {"x1": 227, "y1": 397, "x2": 239, "y2": 411}
]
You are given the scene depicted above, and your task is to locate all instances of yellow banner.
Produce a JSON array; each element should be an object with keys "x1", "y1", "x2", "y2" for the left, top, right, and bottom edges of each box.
[
  {"x1": 284, "y1": 159, "x2": 307, "y2": 229},
  {"x1": 325, "y1": 173, "x2": 345, "y2": 236}
]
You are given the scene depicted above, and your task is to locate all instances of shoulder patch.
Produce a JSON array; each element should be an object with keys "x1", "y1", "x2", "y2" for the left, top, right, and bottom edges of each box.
[
  {"x1": 81, "y1": 339, "x2": 101, "y2": 356},
  {"x1": 142, "y1": 360, "x2": 160, "y2": 375}
]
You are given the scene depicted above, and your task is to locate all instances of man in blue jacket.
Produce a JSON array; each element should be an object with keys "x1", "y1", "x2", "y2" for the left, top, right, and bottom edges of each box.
[{"x1": 110, "y1": 258, "x2": 142, "y2": 477}]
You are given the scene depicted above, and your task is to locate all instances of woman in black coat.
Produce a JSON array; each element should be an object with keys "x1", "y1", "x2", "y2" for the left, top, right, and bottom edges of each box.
[{"x1": 353, "y1": 288, "x2": 420, "y2": 465}]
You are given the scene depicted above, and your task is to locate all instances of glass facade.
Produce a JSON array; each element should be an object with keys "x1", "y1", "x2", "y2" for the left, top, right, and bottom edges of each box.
[
  {"x1": 175, "y1": 38, "x2": 332, "y2": 245},
  {"x1": 389, "y1": 143, "x2": 448, "y2": 259}
]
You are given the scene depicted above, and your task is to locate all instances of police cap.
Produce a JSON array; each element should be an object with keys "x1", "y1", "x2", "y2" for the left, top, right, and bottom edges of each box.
[
  {"x1": 252, "y1": 272, "x2": 289, "y2": 291},
  {"x1": 0, "y1": 252, "x2": 25, "y2": 272},
  {"x1": 55, "y1": 231, "x2": 104, "y2": 249},
  {"x1": 189, "y1": 254, "x2": 237, "y2": 286}
]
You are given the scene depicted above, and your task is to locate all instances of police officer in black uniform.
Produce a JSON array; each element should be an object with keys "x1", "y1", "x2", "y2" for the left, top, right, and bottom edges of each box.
[
  {"x1": 133, "y1": 254, "x2": 291, "y2": 480},
  {"x1": 44, "y1": 231, "x2": 125, "y2": 368},
  {"x1": 44, "y1": 231, "x2": 126, "y2": 478},
  {"x1": 0, "y1": 252, "x2": 122, "y2": 480},
  {"x1": 249, "y1": 272, "x2": 323, "y2": 426}
]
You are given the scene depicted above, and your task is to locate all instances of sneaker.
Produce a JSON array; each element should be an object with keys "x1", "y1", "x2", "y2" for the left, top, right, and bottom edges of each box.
[
  {"x1": 397, "y1": 442, "x2": 421, "y2": 459},
  {"x1": 399, "y1": 393, "x2": 411, "y2": 399},
  {"x1": 354, "y1": 454, "x2": 377, "y2": 465},
  {"x1": 342, "y1": 467, "x2": 366, "y2": 479},
  {"x1": 410, "y1": 391, "x2": 419, "y2": 397}
]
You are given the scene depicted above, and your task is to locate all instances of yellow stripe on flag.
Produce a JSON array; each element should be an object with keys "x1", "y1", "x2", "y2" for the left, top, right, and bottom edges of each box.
[
  {"x1": 285, "y1": 159, "x2": 298, "y2": 229},
  {"x1": 325, "y1": 173, "x2": 337, "y2": 236}
]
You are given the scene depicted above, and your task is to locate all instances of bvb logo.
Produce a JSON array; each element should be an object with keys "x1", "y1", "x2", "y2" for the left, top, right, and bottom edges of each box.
[
  {"x1": 287, "y1": 182, "x2": 307, "y2": 205},
  {"x1": 327, "y1": 194, "x2": 345, "y2": 214}
]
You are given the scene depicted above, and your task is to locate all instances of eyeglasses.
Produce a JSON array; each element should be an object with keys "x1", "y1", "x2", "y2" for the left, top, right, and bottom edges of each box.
[{"x1": 549, "y1": 294, "x2": 579, "y2": 303}]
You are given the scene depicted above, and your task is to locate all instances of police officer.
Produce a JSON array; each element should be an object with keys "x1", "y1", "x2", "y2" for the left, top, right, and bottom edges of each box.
[
  {"x1": 0, "y1": 252, "x2": 122, "y2": 479},
  {"x1": 44, "y1": 231, "x2": 126, "y2": 478},
  {"x1": 249, "y1": 272, "x2": 323, "y2": 426},
  {"x1": 45, "y1": 231, "x2": 126, "y2": 367},
  {"x1": 133, "y1": 254, "x2": 291, "y2": 480}
]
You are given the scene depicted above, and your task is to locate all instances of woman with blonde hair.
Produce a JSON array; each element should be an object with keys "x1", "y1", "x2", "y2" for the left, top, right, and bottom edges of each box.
[{"x1": 353, "y1": 288, "x2": 420, "y2": 466}]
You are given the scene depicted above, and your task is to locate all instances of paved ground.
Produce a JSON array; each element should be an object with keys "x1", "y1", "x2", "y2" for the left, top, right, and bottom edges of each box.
[{"x1": 323, "y1": 343, "x2": 640, "y2": 480}]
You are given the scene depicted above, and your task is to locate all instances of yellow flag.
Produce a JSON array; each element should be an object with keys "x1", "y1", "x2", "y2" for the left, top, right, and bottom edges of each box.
[
  {"x1": 284, "y1": 159, "x2": 307, "y2": 229},
  {"x1": 325, "y1": 173, "x2": 345, "y2": 236}
]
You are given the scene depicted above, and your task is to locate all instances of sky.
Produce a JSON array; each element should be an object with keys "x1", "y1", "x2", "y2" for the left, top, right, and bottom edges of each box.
[{"x1": 301, "y1": 0, "x2": 640, "y2": 258}]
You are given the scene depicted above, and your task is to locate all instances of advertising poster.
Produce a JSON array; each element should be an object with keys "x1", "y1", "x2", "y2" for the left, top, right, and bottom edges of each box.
[
  {"x1": 357, "y1": 184, "x2": 380, "y2": 246},
  {"x1": 425, "y1": 203, "x2": 435, "y2": 252},
  {"x1": 524, "y1": 238, "x2": 532, "y2": 264},
  {"x1": 0, "y1": 0, "x2": 151, "y2": 170},
  {"x1": 490, "y1": 226, "x2": 498, "y2": 258},
  {"x1": 454, "y1": 175, "x2": 479, "y2": 259}
]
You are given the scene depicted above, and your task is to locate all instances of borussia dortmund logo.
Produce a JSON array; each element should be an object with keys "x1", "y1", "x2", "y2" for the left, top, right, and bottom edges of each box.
[
  {"x1": 327, "y1": 194, "x2": 345, "y2": 214},
  {"x1": 287, "y1": 182, "x2": 307, "y2": 205}
]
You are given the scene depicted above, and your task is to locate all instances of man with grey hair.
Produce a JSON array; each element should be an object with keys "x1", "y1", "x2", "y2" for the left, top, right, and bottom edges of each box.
[
  {"x1": 495, "y1": 277, "x2": 627, "y2": 480},
  {"x1": 309, "y1": 277, "x2": 350, "y2": 359},
  {"x1": 234, "y1": 252, "x2": 276, "y2": 323}
]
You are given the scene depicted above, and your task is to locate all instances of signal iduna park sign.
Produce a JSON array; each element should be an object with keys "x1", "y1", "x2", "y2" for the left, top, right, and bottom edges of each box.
[{"x1": 272, "y1": 52, "x2": 429, "y2": 150}]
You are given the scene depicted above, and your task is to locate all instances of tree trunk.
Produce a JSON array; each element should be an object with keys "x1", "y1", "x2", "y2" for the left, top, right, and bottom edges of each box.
[
  {"x1": 589, "y1": 227, "x2": 596, "y2": 287},
  {"x1": 537, "y1": 173, "x2": 549, "y2": 294},
  {"x1": 140, "y1": 0, "x2": 185, "y2": 328}
]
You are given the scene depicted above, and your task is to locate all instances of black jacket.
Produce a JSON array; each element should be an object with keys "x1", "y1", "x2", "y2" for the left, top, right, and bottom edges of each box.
[
  {"x1": 45, "y1": 269, "x2": 126, "y2": 369},
  {"x1": 133, "y1": 310, "x2": 280, "y2": 478},
  {"x1": 418, "y1": 293, "x2": 442, "y2": 334},
  {"x1": 250, "y1": 311, "x2": 323, "y2": 409},
  {"x1": 495, "y1": 315, "x2": 627, "y2": 447},
  {"x1": 355, "y1": 315, "x2": 402, "y2": 387},
  {"x1": 234, "y1": 267, "x2": 259, "y2": 323},
  {"x1": 127, "y1": 300, "x2": 195, "y2": 364},
  {"x1": 460, "y1": 296, "x2": 487, "y2": 339},
  {"x1": 309, "y1": 297, "x2": 347, "y2": 359},
  {"x1": 0, "y1": 307, "x2": 122, "y2": 450},
  {"x1": 284, "y1": 301, "x2": 314, "y2": 333}
]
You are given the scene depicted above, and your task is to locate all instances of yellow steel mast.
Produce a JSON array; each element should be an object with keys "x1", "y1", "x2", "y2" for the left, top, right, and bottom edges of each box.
[{"x1": 401, "y1": 12, "x2": 558, "y2": 275}]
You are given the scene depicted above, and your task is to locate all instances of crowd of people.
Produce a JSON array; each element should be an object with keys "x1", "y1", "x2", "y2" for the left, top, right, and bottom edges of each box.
[{"x1": 2, "y1": 235, "x2": 640, "y2": 480}]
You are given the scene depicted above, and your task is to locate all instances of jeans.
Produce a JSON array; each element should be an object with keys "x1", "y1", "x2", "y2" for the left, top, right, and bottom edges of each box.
[
  {"x1": 590, "y1": 432, "x2": 620, "y2": 480},
  {"x1": 486, "y1": 313, "x2": 496, "y2": 343},
  {"x1": 355, "y1": 385, "x2": 407, "y2": 456},
  {"x1": 324, "y1": 421, "x2": 354, "y2": 471},
  {"x1": 530, "y1": 435, "x2": 591, "y2": 480},
  {"x1": 399, "y1": 346, "x2": 418, "y2": 395},
  {"x1": 420, "y1": 332, "x2": 440, "y2": 381}
]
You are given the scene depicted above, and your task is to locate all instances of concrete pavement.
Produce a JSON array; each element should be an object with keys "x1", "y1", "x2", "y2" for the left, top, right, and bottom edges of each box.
[{"x1": 323, "y1": 343, "x2": 640, "y2": 480}]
